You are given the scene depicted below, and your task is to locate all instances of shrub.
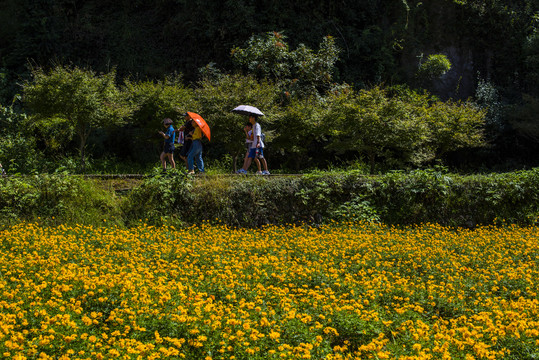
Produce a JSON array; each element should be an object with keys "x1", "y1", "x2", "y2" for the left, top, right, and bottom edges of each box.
[
  {"x1": 2, "y1": 169, "x2": 539, "y2": 228},
  {"x1": 0, "y1": 175, "x2": 121, "y2": 225}
]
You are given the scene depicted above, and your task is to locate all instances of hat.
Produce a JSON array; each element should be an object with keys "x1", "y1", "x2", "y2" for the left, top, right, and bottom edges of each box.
[{"x1": 163, "y1": 118, "x2": 173, "y2": 125}]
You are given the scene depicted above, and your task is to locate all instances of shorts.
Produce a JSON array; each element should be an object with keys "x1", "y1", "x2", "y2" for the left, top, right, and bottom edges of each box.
[
  {"x1": 248, "y1": 147, "x2": 264, "y2": 159},
  {"x1": 179, "y1": 139, "x2": 192, "y2": 157},
  {"x1": 163, "y1": 142, "x2": 175, "y2": 154}
]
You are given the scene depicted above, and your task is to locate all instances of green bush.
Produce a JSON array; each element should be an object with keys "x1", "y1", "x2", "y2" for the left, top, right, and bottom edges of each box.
[
  {"x1": 120, "y1": 171, "x2": 193, "y2": 225},
  {"x1": 121, "y1": 168, "x2": 539, "y2": 227},
  {"x1": 0, "y1": 175, "x2": 121, "y2": 225},
  {"x1": 2, "y1": 169, "x2": 539, "y2": 227}
]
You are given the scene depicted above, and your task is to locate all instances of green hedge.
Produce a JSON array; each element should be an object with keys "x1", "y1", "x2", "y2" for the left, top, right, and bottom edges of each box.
[
  {"x1": 1, "y1": 169, "x2": 539, "y2": 227},
  {"x1": 0, "y1": 175, "x2": 121, "y2": 225},
  {"x1": 124, "y1": 168, "x2": 539, "y2": 227}
]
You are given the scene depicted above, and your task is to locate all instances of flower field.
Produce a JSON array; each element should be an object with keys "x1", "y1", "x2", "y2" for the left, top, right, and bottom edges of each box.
[{"x1": 1, "y1": 222, "x2": 538, "y2": 360}]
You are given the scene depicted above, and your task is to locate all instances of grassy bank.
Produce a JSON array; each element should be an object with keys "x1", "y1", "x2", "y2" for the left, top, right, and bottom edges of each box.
[{"x1": 1, "y1": 168, "x2": 539, "y2": 227}]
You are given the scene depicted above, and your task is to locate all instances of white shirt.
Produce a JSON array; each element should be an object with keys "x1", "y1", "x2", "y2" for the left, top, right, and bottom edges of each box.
[{"x1": 250, "y1": 122, "x2": 264, "y2": 149}]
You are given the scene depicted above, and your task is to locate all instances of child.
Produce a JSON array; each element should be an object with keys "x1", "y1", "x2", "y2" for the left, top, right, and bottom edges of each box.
[
  {"x1": 178, "y1": 113, "x2": 194, "y2": 168},
  {"x1": 158, "y1": 118, "x2": 176, "y2": 170}
]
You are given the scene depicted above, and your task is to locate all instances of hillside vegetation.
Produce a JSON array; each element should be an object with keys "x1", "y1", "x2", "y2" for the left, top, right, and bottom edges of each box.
[{"x1": 1, "y1": 0, "x2": 538, "y2": 173}]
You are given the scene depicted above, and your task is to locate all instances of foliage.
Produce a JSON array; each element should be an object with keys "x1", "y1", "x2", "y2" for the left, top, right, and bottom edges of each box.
[
  {"x1": 324, "y1": 86, "x2": 486, "y2": 172},
  {"x1": 122, "y1": 171, "x2": 193, "y2": 225},
  {"x1": 22, "y1": 65, "x2": 133, "y2": 168},
  {"x1": 269, "y1": 97, "x2": 327, "y2": 170},
  {"x1": 0, "y1": 0, "x2": 537, "y2": 170},
  {"x1": 325, "y1": 86, "x2": 424, "y2": 173},
  {"x1": 0, "y1": 104, "x2": 41, "y2": 173},
  {"x1": 0, "y1": 67, "x2": 13, "y2": 105},
  {"x1": 508, "y1": 94, "x2": 539, "y2": 142},
  {"x1": 231, "y1": 32, "x2": 340, "y2": 98},
  {"x1": 119, "y1": 75, "x2": 197, "y2": 164},
  {"x1": 426, "y1": 98, "x2": 486, "y2": 157},
  {"x1": 123, "y1": 74, "x2": 195, "y2": 129},
  {"x1": 8, "y1": 63, "x2": 490, "y2": 174},
  {"x1": 0, "y1": 175, "x2": 120, "y2": 224},
  {"x1": 119, "y1": 169, "x2": 539, "y2": 228},
  {"x1": 330, "y1": 195, "x2": 381, "y2": 223},
  {"x1": 475, "y1": 78, "x2": 505, "y2": 134},
  {"x1": 524, "y1": 26, "x2": 539, "y2": 96},
  {"x1": 1, "y1": 169, "x2": 539, "y2": 227},
  {"x1": 0, "y1": 103, "x2": 27, "y2": 136},
  {"x1": 416, "y1": 53, "x2": 452, "y2": 81}
]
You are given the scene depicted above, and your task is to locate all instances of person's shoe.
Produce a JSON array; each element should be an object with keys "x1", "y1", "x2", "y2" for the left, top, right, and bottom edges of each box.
[
  {"x1": 262, "y1": 170, "x2": 271, "y2": 175},
  {"x1": 187, "y1": 170, "x2": 195, "y2": 175},
  {"x1": 236, "y1": 169, "x2": 247, "y2": 174},
  {"x1": 256, "y1": 171, "x2": 263, "y2": 175}
]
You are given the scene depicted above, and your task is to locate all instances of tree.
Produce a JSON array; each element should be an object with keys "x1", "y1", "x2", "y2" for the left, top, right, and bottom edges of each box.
[
  {"x1": 416, "y1": 53, "x2": 452, "y2": 87},
  {"x1": 23, "y1": 65, "x2": 132, "y2": 170},
  {"x1": 269, "y1": 97, "x2": 326, "y2": 170},
  {"x1": 426, "y1": 99, "x2": 486, "y2": 158},
  {"x1": 0, "y1": 104, "x2": 41, "y2": 173},
  {"x1": 124, "y1": 75, "x2": 195, "y2": 127},
  {"x1": 509, "y1": 94, "x2": 539, "y2": 142},
  {"x1": 325, "y1": 86, "x2": 429, "y2": 173},
  {"x1": 325, "y1": 86, "x2": 486, "y2": 173},
  {"x1": 231, "y1": 31, "x2": 340, "y2": 98}
]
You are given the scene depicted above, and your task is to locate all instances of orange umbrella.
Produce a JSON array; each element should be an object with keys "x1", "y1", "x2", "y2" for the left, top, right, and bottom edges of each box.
[{"x1": 187, "y1": 111, "x2": 211, "y2": 141}]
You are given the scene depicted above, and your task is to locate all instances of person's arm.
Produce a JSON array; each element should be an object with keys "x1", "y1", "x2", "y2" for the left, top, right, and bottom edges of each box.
[{"x1": 159, "y1": 127, "x2": 172, "y2": 139}]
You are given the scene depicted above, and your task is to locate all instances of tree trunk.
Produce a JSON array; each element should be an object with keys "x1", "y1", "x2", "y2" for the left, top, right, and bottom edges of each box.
[
  {"x1": 233, "y1": 150, "x2": 241, "y2": 173},
  {"x1": 79, "y1": 133, "x2": 86, "y2": 173},
  {"x1": 78, "y1": 126, "x2": 91, "y2": 173}
]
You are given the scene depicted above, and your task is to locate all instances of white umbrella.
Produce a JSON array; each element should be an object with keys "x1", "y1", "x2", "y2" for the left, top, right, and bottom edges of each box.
[{"x1": 231, "y1": 105, "x2": 265, "y2": 117}]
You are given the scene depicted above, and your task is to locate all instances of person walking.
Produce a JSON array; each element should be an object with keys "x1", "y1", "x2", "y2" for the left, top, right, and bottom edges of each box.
[
  {"x1": 187, "y1": 120, "x2": 205, "y2": 174},
  {"x1": 178, "y1": 113, "x2": 194, "y2": 169},
  {"x1": 158, "y1": 118, "x2": 176, "y2": 170},
  {"x1": 237, "y1": 115, "x2": 269, "y2": 175},
  {"x1": 242, "y1": 122, "x2": 262, "y2": 174}
]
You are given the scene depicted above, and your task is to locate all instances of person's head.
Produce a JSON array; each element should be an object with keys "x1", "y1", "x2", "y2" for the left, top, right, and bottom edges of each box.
[
  {"x1": 245, "y1": 121, "x2": 252, "y2": 129},
  {"x1": 249, "y1": 115, "x2": 257, "y2": 125},
  {"x1": 163, "y1": 118, "x2": 173, "y2": 127}
]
